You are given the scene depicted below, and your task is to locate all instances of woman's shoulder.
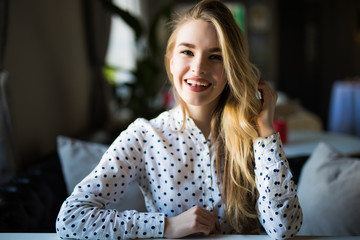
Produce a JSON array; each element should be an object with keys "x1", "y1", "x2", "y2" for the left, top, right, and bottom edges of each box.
[{"x1": 128, "y1": 107, "x2": 182, "y2": 132}]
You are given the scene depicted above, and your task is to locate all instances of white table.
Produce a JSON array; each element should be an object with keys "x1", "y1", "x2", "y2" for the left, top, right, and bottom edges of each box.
[
  {"x1": 0, "y1": 233, "x2": 359, "y2": 240},
  {"x1": 284, "y1": 130, "x2": 360, "y2": 158}
]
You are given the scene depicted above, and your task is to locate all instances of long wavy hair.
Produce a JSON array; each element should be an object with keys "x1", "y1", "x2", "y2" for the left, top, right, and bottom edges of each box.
[{"x1": 165, "y1": 0, "x2": 262, "y2": 234}]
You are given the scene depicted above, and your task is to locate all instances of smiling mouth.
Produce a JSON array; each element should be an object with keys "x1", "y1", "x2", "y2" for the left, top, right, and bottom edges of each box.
[{"x1": 185, "y1": 79, "x2": 211, "y2": 87}]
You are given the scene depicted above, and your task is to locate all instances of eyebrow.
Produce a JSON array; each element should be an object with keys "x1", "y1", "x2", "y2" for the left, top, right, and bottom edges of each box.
[{"x1": 177, "y1": 42, "x2": 221, "y2": 53}]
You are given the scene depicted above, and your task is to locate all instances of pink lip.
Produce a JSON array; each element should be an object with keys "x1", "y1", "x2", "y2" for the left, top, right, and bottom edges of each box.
[{"x1": 184, "y1": 78, "x2": 212, "y2": 92}]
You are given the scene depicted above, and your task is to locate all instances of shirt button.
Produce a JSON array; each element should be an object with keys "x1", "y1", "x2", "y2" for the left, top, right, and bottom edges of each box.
[
  {"x1": 205, "y1": 178, "x2": 211, "y2": 185},
  {"x1": 206, "y1": 206, "x2": 213, "y2": 211}
]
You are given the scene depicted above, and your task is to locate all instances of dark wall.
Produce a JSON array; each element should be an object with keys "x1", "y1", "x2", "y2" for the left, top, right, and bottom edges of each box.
[
  {"x1": 277, "y1": 0, "x2": 360, "y2": 128},
  {"x1": 4, "y1": 0, "x2": 92, "y2": 169}
]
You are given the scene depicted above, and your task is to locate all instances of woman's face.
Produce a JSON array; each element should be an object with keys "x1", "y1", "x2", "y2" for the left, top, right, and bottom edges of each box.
[{"x1": 170, "y1": 20, "x2": 227, "y2": 110}]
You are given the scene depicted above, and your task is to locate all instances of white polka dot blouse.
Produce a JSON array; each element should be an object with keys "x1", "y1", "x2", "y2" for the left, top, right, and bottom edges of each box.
[{"x1": 56, "y1": 106, "x2": 302, "y2": 239}]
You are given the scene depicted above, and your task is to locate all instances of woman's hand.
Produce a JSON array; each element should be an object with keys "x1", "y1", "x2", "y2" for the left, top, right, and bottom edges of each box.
[
  {"x1": 163, "y1": 206, "x2": 221, "y2": 238},
  {"x1": 257, "y1": 80, "x2": 278, "y2": 137}
]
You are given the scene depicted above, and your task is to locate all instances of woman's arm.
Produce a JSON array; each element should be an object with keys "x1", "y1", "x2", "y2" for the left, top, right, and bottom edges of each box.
[
  {"x1": 254, "y1": 133, "x2": 303, "y2": 239},
  {"x1": 56, "y1": 121, "x2": 165, "y2": 239},
  {"x1": 255, "y1": 80, "x2": 303, "y2": 239}
]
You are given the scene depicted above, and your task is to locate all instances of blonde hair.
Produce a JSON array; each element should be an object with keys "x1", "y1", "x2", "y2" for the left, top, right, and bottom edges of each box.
[{"x1": 165, "y1": 0, "x2": 262, "y2": 234}]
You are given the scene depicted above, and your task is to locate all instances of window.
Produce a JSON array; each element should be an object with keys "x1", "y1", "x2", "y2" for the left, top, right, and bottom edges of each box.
[
  {"x1": 103, "y1": 0, "x2": 143, "y2": 121},
  {"x1": 105, "y1": 0, "x2": 142, "y2": 84}
]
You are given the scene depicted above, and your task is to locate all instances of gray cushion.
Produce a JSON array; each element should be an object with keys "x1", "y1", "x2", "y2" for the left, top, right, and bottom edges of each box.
[
  {"x1": 297, "y1": 142, "x2": 360, "y2": 236},
  {"x1": 57, "y1": 136, "x2": 147, "y2": 212}
]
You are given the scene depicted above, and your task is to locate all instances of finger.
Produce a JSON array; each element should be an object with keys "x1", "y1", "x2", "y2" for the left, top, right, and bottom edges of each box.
[
  {"x1": 258, "y1": 82, "x2": 277, "y2": 107},
  {"x1": 195, "y1": 207, "x2": 219, "y2": 226},
  {"x1": 215, "y1": 218, "x2": 221, "y2": 231},
  {"x1": 198, "y1": 223, "x2": 212, "y2": 236},
  {"x1": 257, "y1": 79, "x2": 273, "y2": 93},
  {"x1": 207, "y1": 212, "x2": 221, "y2": 232},
  {"x1": 197, "y1": 215, "x2": 217, "y2": 232},
  {"x1": 188, "y1": 216, "x2": 212, "y2": 236},
  {"x1": 198, "y1": 211, "x2": 221, "y2": 234},
  {"x1": 257, "y1": 81, "x2": 269, "y2": 104},
  {"x1": 190, "y1": 206, "x2": 220, "y2": 234},
  {"x1": 257, "y1": 79, "x2": 268, "y2": 89},
  {"x1": 258, "y1": 89, "x2": 264, "y2": 104},
  {"x1": 198, "y1": 220, "x2": 217, "y2": 236}
]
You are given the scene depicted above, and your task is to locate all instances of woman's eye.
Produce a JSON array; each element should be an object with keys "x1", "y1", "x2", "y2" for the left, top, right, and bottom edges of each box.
[
  {"x1": 180, "y1": 50, "x2": 194, "y2": 56},
  {"x1": 209, "y1": 54, "x2": 223, "y2": 61}
]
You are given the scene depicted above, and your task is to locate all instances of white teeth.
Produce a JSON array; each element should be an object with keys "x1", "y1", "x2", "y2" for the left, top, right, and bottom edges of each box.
[{"x1": 186, "y1": 79, "x2": 210, "y2": 87}]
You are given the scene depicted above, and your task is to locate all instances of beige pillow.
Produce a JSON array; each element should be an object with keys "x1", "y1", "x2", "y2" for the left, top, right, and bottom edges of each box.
[
  {"x1": 297, "y1": 142, "x2": 360, "y2": 236},
  {"x1": 57, "y1": 136, "x2": 147, "y2": 212}
]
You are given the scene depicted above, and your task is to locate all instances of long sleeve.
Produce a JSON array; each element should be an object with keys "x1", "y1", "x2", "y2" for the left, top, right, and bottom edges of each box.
[
  {"x1": 254, "y1": 132, "x2": 303, "y2": 239},
  {"x1": 57, "y1": 108, "x2": 295, "y2": 239},
  {"x1": 56, "y1": 121, "x2": 165, "y2": 239}
]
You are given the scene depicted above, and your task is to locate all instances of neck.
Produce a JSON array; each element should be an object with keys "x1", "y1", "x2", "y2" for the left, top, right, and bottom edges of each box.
[{"x1": 186, "y1": 104, "x2": 216, "y2": 140}]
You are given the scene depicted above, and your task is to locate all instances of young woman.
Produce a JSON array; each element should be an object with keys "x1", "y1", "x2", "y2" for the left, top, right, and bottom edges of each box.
[{"x1": 56, "y1": 0, "x2": 302, "y2": 239}]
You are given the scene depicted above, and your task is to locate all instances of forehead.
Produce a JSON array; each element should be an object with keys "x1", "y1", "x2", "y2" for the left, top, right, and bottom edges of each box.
[{"x1": 175, "y1": 19, "x2": 220, "y2": 48}]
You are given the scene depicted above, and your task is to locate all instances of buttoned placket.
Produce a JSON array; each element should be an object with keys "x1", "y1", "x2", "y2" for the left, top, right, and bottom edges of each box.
[
  {"x1": 186, "y1": 116, "x2": 215, "y2": 212},
  {"x1": 199, "y1": 134, "x2": 215, "y2": 212}
]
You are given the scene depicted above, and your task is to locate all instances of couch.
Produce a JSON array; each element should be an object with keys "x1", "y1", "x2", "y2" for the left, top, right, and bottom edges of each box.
[{"x1": 0, "y1": 152, "x2": 67, "y2": 232}]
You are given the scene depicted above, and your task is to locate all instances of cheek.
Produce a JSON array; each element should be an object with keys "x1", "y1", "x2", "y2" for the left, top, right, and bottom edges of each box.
[
  {"x1": 216, "y1": 80, "x2": 227, "y2": 95},
  {"x1": 214, "y1": 67, "x2": 227, "y2": 86},
  {"x1": 172, "y1": 57, "x2": 189, "y2": 77},
  {"x1": 170, "y1": 58, "x2": 174, "y2": 75}
]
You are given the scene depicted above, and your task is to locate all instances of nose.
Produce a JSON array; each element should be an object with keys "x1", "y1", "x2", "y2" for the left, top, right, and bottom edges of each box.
[{"x1": 191, "y1": 56, "x2": 206, "y2": 75}]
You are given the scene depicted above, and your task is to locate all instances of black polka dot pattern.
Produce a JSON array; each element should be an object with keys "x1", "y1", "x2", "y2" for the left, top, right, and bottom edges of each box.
[
  {"x1": 56, "y1": 107, "x2": 302, "y2": 239},
  {"x1": 254, "y1": 133, "x2": 303, "y2": 239}
]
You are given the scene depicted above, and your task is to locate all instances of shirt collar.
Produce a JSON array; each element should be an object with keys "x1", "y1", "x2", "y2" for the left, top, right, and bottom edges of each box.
[{"x1": 169, "y1": 105, "x2": 210, "y2": 141}]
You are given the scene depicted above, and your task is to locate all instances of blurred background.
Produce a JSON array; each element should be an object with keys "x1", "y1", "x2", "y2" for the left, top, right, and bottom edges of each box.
[
  {"x1": 0, "y1": 0, "x2": 359, "y2": 177},
  {"x1": 0, "y1": 0, "x2": 360, "y2": 234}
]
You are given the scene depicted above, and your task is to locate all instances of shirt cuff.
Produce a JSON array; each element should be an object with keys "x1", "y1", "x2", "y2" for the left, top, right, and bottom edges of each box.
[{"x1": 134, "y1": 212, "x2": 165, "y2": 238}]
